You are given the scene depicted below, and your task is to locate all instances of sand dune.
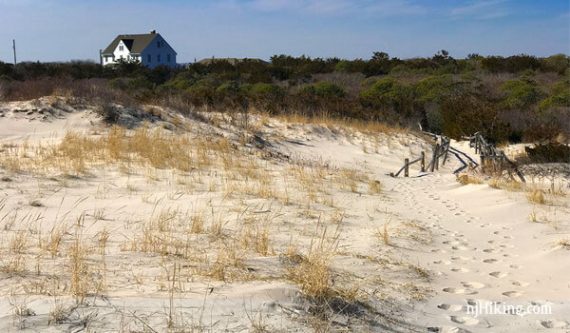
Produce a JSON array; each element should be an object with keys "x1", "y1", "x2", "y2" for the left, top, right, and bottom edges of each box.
[{"x1": 0, "y1": 98, "x2": 568, "y2": 332}]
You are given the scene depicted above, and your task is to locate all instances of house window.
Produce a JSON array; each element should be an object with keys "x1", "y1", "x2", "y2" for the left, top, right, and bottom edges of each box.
[
  {"x1": 105, "y1": 56, "x2": 109, "y2": 62},
  {"x1": 147, "y1": 54, "x2": 151, "y2": 63},
  {"x1": 157, "y1": 41, "x2": 161, "y2": 48},
  {"x1": 157, "y1": 54, "x2": 161, "y2": 62},
  {"x1": 167, "y1": 54, "x2": 171, "y2": 63},
  {"x1": 119, "y1": 45, "x2": 124, "y2": 51}
]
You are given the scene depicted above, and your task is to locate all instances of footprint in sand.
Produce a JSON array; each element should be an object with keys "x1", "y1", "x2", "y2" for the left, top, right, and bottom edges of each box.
[
  {"x1": 483, "y1": 258, "x2": 498, "y2": 264},
  {"x1": 540, "y1": 320, "x2": 568, "y2": 329},
  {"x1": 434, "y1": 260, "x2": 452, "y2": 265},
  {"x1": 483, "y1": 248, "x2": 498, "y2": 253},
  {"x1": 461, "y1": 281, "x2": 485, "y2": 289},
  {"x1": 449, "y1": 316, "x2": 479, "y2": 326},
  {"x1": 438, "y1": 303, "x2": 463, "y2": 311},
  {"x1": 511, "y1": 281, "x2": 530, "y2": 287},
  {"x1": 499, "y1": 244, "x2": 515, "y2": 249},
  {"x1": 451, "y1": 267, "x2": 469, "y2": 273},
  {"x1": 510, "y1": 264, "x2": 521, "y2": 270},
  {"x1": 502, "y1": 291, "x2": 523, "y2": 297},
  {"x1": 443, "y1": 287, "x2": 478, "y2": 295},
  {"x1": 451, "y1": 256, "x2": 470, "y2": 261},
  {"x1": 466, "y1": 299, "x2": 481, "y2": 306},
  {"x1": 489, "y1": 271, "x2": 508, "y2": 278}
]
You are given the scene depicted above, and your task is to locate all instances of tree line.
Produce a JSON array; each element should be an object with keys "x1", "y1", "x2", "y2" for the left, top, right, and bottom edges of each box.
[{"x1": 0, "y1": 51, "x2": 568, "y2": 144}]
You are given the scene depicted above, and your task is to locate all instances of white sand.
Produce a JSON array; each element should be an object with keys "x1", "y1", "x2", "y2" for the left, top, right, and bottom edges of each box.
[{"x1": 0, "y1": 98, "x2": 568, "y2": 332}]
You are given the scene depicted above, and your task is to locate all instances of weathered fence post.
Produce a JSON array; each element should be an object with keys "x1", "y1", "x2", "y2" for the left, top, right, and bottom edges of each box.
[
  {"x1": 442, "y1": 140, "x2": 450, "y2": 165},
  {"x1": 431, "y1": 144, "x2": 440, "y2": 172},
  {"x1": 420, "y1": 151, "x2": 425, "y2": 172},
  {"x1": 404, "y1": 158, "x2": 409, "y2": 177},
  {"x1": 480, "y1": 155, "x2": 486, "y2": 173},
  {"x1": 435, "y1": 148, "x2": 440, "y2": 171},
  {"x1": 498, "y1": 156, "x2": 502, "y2": 173}
]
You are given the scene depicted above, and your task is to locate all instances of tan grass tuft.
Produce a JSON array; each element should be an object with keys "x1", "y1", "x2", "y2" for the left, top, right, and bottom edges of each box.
[
  {"x1": 456, "y1": 174, "x2": 483, "y2": 185},
  {"x1": 526, "y1": 188, "x2": 546, "y2": 205}
]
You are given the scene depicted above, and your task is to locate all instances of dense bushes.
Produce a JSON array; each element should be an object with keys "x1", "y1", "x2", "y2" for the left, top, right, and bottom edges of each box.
[
  {"x1": 500, "y1": 77, "x2": 544, "y2": 110},
  {"x1": 525, "y1": 144, "x2": 570, "y2": 163},
  {"x1": 248, "y1": 83, "x2": 285, "y2": 113},
  {"x1": 359, "y1": 78, "x2": 415, "y2": 119},
  {"x1": 1, "y1": 51, "x2": 568, "y2": 143}
]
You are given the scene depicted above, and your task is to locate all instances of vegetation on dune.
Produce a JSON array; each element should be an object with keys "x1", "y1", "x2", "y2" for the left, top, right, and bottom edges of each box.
[{"x1": 0, "y1": 51, "x2": 569, "y2": 143}]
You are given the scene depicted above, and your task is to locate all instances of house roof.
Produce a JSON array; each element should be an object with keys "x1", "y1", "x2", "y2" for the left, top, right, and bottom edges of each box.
[{"x1": 101, "y1": 33, "x2": 158, "y2": 55}]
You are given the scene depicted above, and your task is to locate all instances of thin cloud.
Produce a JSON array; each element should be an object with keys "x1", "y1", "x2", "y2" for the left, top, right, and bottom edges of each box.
[
  {"x1": 450, "y1": 0, "x2": 509, "y2": 20},
  {"x1": 364, "y1": 0, "x2": 426, "y2": 16},
  {"x1": 248, "y1": 0, "x2": 305, "y2": 12},
  {"x1": 245, "y1": 0, "x2": 425, "y2": 16},
  {"x1": 305, "y1": 0, "x2": 353, "y2": 14}
]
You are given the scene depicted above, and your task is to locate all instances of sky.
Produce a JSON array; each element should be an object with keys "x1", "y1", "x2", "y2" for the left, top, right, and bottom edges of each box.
[{"x1": 1, "y1": 0, "x2": 569, "y2": 63}]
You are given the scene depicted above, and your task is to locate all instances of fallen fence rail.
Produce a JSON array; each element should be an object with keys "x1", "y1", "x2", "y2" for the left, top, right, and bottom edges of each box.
[
  {"x1": 466, "y1": 132, "x2": 525, "y2": 183},
  {"x1": 391, "y1": 132, "x2": 472, "y2": 177},
  {"x1": 392, "y1": 131, "x2": 525, "y2": 182}
]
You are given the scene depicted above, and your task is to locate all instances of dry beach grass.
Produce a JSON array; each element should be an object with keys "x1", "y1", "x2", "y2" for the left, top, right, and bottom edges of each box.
[{"x1": 0, "y1": 97, "x2": 568, "y2": 332}]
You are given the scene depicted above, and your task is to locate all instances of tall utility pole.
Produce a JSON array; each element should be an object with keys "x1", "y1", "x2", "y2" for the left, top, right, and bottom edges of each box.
[{"x1": 12, "y1": 39, "x2": 17, "y2": 66}]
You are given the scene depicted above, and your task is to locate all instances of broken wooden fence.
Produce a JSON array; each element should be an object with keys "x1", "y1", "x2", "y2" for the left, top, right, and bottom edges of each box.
[
  {"x1": 466, "y1": 132, "x2": 525, "y2": 183},
  {"x1": 391, "y1": 131, "x2": 484, "y2": 178}
]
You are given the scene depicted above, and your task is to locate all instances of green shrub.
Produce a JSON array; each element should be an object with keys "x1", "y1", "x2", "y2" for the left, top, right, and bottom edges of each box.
[
  {"x1": 300, "y1": 82, "x2": 346, "y2": 98},
  {"x1": 540, "y1": 54, "x2": 570, "y2": 75},
  {"x1": 525, "y1": 144, "x2": 570, "y2": 163},
  {"x1": 359, "y1": 78, "x2": 415, "y2": 116},
  {"x1": 539, "y1": 79, "x2": 570, "y2": 110},
  {"x1": 248, "y1": 83, "x2": 285, "y2": 112},
  {"x1": 501, "y1": 78, "x2": 543, "y2": 109},
  {"x1": 186, "y1": 79, "x2": 218, "y2": 106},
  {"x1": 415, "y1": 75, "x2": 454, "y2": 103}
]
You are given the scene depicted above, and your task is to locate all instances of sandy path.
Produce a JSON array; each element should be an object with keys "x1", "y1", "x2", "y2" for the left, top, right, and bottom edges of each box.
[
  {"x1": 384, "y1": 168, "x2": 570, "y2": 332},
  {"x1": 282, "y1": 133, "x2": 569, "y2": 332}
]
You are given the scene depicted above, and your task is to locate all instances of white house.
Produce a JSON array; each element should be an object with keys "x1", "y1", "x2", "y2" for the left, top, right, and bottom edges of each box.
[{"x1": 101, "y1": 31, "x2": 177, "y2": 68}]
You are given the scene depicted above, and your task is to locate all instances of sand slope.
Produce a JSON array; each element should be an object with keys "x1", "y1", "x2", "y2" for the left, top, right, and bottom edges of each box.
[{"x1": 0, "y1": 98, "x2": 568, "y2": 332}]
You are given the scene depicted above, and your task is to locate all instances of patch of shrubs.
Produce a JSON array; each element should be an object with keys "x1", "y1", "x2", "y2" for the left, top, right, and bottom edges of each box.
[
  {"x1": 1, "y1": 52, "x2": 568, "y2": 143},
  {"x1": 525, "y1": 144, "x2": 570, "y2": 163}
]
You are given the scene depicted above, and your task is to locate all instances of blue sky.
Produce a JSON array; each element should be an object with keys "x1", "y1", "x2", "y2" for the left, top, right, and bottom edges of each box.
[{"x1": 1, "y1": 0, "x2": 569, "y2": 63}]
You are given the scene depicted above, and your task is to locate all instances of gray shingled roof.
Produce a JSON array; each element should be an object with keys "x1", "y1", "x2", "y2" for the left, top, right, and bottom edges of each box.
[{"x1": 102, "y1": 33, "x2": 158, "y2": 55}]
